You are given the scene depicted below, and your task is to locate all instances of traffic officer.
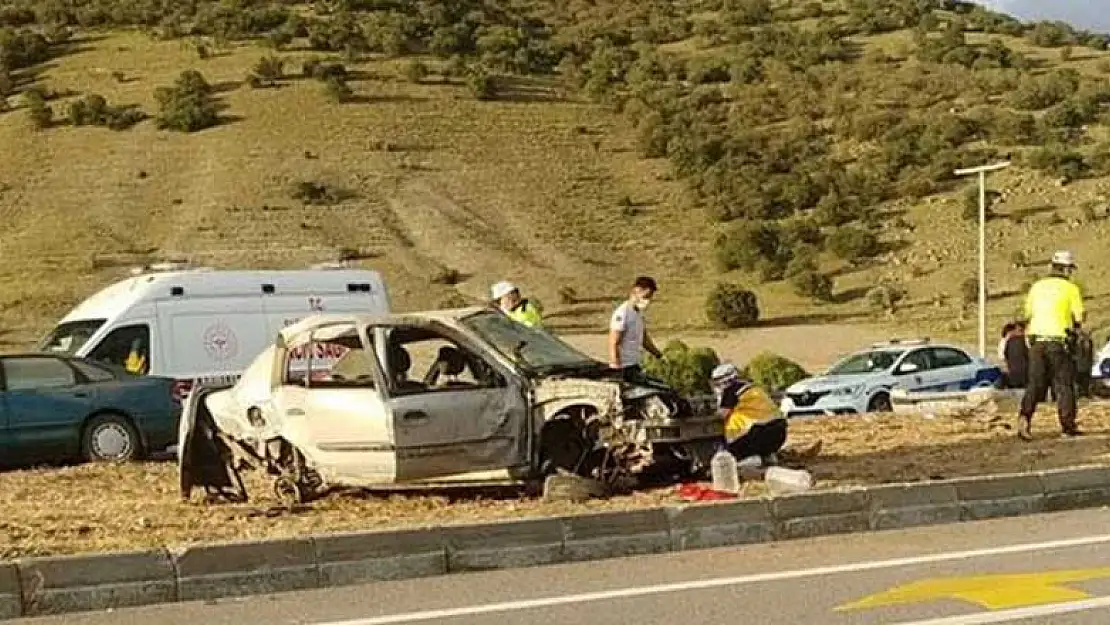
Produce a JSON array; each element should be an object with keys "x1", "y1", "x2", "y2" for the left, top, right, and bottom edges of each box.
[
  {"x1": 490, "y1": 281, "x2": 543, "y2": 328},
  {"x1": 1017, "y1": 250, "x2": 1085, "y2": 441}
]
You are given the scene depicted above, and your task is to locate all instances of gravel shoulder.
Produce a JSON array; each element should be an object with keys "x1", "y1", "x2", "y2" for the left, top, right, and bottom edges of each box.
[{"x1": 3, "y1": 402, "x2": 1109, "y2": 560}]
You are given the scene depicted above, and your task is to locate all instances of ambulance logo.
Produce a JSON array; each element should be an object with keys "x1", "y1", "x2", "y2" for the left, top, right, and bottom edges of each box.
[{"x1": 203, "y1": 322, "x2": 238, "y2": 362}]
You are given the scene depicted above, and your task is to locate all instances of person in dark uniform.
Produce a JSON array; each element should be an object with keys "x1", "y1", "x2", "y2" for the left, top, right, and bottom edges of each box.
[
  {"x1": 1017, "y1": 251, "x2": 1085, "y2": 441},
  {"x1": 1002, "y1": 321, "x2": 1028, "y2": 390}
]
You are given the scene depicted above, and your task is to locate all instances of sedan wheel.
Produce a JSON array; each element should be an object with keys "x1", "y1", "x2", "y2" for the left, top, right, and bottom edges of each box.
[{"x1": 83, "y1": 414, "x2": 141, "y2": 462}]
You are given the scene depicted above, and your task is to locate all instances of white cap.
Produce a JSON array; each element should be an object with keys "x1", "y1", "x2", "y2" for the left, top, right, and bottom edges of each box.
[
  {"x1": 490, "y1": 281, "x2": 518, "y2": 300},
  {"x1": 1051, "y1": 250, "x2": 1076, "y2": 267}
]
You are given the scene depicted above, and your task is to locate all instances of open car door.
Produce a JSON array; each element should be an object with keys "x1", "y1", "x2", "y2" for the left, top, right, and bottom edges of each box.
[{"x1": 373, "y1": 322, "x2": 529, "y2": 483}]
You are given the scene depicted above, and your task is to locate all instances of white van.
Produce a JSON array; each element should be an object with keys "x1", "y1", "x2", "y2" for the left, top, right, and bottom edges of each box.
[{"x1": 38, "y1": 263, "x2": 390, "y2": 399}]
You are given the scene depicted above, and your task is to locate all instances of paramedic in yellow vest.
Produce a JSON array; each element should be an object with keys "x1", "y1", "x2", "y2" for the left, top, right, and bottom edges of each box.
[
  {"x1": 491, "y1": 281, "x2": 542, "y2": 328},
  {"x1": 124, "y1": 337, "x2": 148, "y2": 375},
  {"x1": 711, "y1": 363, "x2": 789, "y2": 462},
  {"x1": 1018, "y1": 250, "x2": 1085, "y2": 441}
]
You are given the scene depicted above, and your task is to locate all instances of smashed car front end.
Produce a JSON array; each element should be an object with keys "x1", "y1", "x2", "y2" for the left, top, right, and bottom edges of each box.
[{"x1": 531, "y1": 375, "x2": 723, "y2": 485}]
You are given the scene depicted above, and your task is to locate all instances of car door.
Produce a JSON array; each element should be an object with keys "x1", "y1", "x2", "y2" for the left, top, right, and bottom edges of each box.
[
  {"x1": 377, "y1": 323, "x2": 529, "y2": 483},
  {"x1": 927, "y1": 347, "x2": 979, "y2": 391},
  {"x1": 891, "y1": 349, "x2": 941, "y2": 392},
  {"x1": 274, "y1": 322, "x2": 396, "y2": 484},
  {"x1": 2, "y1": 356, "x2": 95, "y2": 464}
]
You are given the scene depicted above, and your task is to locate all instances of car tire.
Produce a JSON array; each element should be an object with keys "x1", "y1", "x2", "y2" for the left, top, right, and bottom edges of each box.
[
  {"x1": 542, "y1": 472, "x2": 609, "y2": 503},
  {"x1": 867, "y1": 393, "x2": 893, "y2": 413},
  {"x1": 82, "y1": 413, "x2": 142, "y2": 463}
]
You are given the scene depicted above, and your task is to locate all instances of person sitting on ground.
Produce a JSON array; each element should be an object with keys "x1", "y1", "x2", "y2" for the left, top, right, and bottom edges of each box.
[{"x1": 710, "y1": 363, "x2": 821, "y2": 466}]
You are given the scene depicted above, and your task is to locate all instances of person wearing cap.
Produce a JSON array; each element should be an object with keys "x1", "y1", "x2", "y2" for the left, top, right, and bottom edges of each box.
[
  {"x1": 609, "y1": 276, "x2": 662, "y2": 382},
  {"x1": 710, "y1": 363, "x2": 822, "y2": 464},
  {"x1": 1017, "y1": 250, "x2": 1085, "y2": 440},
  {"x1": 490, "y1": 281, "x2": 543, "y2": 328}
]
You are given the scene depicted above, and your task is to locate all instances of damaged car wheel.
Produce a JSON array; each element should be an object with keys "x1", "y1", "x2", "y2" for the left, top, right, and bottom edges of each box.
[
  {"x1": 542, "y1": 472, "x2": 609, "y2": 503},
  {"x1": 273, "y1": 476, "x2": 305, "y2": 506}
]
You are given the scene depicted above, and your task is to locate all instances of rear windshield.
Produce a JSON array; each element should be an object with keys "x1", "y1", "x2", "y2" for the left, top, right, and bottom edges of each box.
[{"x1": 38, "y1": 319, "x2": 106, "y2": 355}]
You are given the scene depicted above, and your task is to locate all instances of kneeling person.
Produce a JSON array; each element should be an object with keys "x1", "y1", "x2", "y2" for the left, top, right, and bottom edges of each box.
[{"x1": 711, "y1": 363, "x2": 789, "y2": 462}]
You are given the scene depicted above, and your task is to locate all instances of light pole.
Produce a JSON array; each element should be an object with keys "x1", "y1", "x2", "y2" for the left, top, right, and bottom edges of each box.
[{"x1": 954, "y1": 161, "x2": 1011, "y2": 359}]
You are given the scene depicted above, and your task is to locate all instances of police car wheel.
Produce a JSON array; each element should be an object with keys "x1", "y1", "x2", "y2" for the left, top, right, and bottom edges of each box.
[
  {"x1": 82, "y1": 413, "x2": 142, "y2": 463},
  {"x1": 867, "y1": 393, "x2": 893, "y2": 413}
]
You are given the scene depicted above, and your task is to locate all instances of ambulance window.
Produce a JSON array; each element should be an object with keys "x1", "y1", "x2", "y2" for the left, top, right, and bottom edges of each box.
[{"x1": 86, "y1": 324, "x2": 151, "y2": 376}]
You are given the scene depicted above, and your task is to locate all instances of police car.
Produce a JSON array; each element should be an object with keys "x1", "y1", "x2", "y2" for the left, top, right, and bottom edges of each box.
[
  {"x1": 780, "y1": 339, "x2": 1003, "y2": 418},
  {"x1": 1093, "y1": 340, "x2": 1110, "y2": 397}
]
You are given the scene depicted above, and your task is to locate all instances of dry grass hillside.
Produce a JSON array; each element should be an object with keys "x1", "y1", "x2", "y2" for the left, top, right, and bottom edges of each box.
[{"x1": 2, "y1": 0, "x2": 1110, "y2": 358}]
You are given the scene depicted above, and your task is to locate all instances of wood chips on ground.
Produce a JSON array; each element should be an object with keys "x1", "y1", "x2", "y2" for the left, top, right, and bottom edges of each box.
[{"x1": 3, "y1": 402, "x2": 1110, "y2": 560}]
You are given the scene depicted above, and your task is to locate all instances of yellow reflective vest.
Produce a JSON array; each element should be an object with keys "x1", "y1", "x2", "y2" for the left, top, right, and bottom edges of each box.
[
  {"x1": 507, "y1": 299, "x2": 543, "y2": 328},
  {"x1": 722, "y1": 383, "x2": 783, "y2": 442}
]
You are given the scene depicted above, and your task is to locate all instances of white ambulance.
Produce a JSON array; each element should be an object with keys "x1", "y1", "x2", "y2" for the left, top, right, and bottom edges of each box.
[{"x1": 38, "y1": 263, "x2": 390, "y2": 400}]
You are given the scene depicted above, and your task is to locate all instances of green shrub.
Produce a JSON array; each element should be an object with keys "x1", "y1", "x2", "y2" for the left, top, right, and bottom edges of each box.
[
  {"x1": 828, "y1": 226, "x2": 881, "y2": 262},
  {"x1": 643, "y1": 340, "x2": 721, "y2": 395},
  {"x1": 791, "y1": 270, "x2": 834, "y2": 302},
  {"x1": 741, "y1": 352, "x2": 808, "y2": 393},
  {"x1": 714, "y1": 221, "x2": 784, "y2": 272},
  {"x1": 467, "y1": 68, "x2": 497, "y2": 100},
  {"x1": 706, "y1": 283, "x2": 760, "y2": 328},
  {"x1": 404, "y1": 59, "x2": 428, "y2": 83},
  {"x1": 154, "y1": 70, "x2": 219, "y2": 132},
  {"x1": 324, "y1": 75, "x2": 353, "y2": 102},
  {"x1": 23, "y1": 88, "x2": 51, "y2": 129}
]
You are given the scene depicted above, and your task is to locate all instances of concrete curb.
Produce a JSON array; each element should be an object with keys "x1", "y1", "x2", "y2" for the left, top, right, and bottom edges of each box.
[{"x1": 4, "y1": 465, "x2": 1110, "y2": 620}]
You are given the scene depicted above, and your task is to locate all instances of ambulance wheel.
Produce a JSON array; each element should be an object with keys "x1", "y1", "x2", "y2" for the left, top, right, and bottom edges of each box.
[{"x1": 82, "y1": 413, "x2": 142, "y2": 463}]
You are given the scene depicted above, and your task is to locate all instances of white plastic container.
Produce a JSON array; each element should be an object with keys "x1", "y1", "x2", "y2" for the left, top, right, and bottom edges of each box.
[
  {"x1": 710, "y1": 447, "x2": 740, "y2": 494},
  {"x1": 737, "y1": 455, "x2": 764, "y2": 480},
  {"x1": 765, "y1": 466, "x2": 813, "y2": 495}
]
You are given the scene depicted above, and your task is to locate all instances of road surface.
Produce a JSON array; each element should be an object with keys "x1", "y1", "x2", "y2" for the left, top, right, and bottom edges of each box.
[{"x1": 15, "y1": 507, "x2": 1110, "y2": 625}]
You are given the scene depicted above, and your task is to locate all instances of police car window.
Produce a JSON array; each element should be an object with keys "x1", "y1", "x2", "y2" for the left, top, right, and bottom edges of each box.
[
  {"x1": 901, "y1": 350, "x2": 932, "y2": 371},
  {"x1": 828, "y1": 350, "x2": 903, "y2": 375},
  {"x1": 930, "y1": 348, "x2": 971, "y2": 369}
]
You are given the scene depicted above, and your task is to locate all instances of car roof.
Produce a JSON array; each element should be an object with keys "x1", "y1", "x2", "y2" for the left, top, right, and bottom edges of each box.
[{"x1": 279, "y1": 307, "x2": 490, "y2": 343}]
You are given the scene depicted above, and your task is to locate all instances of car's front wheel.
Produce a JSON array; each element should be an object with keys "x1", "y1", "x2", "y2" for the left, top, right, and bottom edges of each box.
[
  {"x1": 867, "y1": 392, "x2": 893, "y2": 413},
  {"x1": 82, "y1": 413, "x2": 142, "y2": 463}
]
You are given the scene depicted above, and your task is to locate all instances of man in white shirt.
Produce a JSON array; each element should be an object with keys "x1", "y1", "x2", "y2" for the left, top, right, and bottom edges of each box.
[{"x1": 609, "y1": 276, "x2": 662, "y2": 381}]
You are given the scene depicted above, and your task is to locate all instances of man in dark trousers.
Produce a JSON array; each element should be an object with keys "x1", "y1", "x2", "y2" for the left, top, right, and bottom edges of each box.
[{"x1": 1017, "y1": 251, "x2": 1085, "y2": 441}]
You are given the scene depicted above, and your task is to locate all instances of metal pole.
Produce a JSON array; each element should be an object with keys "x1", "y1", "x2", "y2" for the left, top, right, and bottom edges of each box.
[
  {"x1": 978, "y1": 170, "x2": 986, "y2": 359},
  {"x1": 953, "y1": 161, "x2": 1010, "y2": 361}
]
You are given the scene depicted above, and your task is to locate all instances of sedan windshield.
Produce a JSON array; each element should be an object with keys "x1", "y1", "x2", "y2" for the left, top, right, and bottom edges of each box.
[
  {"x1": 827, "y1": 350, "x2": 904, "y2": 375},
  {"x1": 38, "y1": 319, "x2": 106, "y2": 355},
  {"x1": 460, "y1": 311, "x2": 599, "y2": 373}
]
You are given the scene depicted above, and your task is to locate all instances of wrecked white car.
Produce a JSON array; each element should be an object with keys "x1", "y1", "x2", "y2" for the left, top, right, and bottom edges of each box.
[{"x1": 179, "y1": 308, "x2": 723, "y2": 504}]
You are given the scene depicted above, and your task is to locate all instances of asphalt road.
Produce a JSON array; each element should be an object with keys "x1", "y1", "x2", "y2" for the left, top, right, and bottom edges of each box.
[{"x1": 15, "y1": 507, "x2": 1110, "y2": 625}]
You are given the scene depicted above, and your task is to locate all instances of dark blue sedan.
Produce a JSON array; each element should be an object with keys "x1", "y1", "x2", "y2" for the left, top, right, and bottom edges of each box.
[{"x1": 0, "y1": 353, "x2": 179, "y2": 465}]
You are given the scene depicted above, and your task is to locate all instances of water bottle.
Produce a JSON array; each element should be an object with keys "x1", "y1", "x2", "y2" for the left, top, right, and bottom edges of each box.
[
  {"x1": 710, "y1": 445, "x2": 740, "y2": 494},
  {"x1": 765, "y1": 466, "x2": 813, "y2": 495}
]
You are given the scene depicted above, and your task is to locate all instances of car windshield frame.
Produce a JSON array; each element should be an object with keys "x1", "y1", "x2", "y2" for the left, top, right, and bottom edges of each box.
[
  {"x1": 459, "y1": 311, "x2": 601, "y2": 374},
  {"x1": 37, "y1": 319, "x2": 107, "y2": 356},
  {"x1": 827, "y1": 349, "x2": 904, "y2": 376}
]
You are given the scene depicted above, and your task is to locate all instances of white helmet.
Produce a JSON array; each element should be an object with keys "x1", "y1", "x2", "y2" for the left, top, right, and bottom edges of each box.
[
  {"x1": 490, "y1": 281, "x2": 518, "y2": 301},
  {"x1": 711, "y1": 363, "x2": 740, "y2": 387},
  {"x1": 1051, "y1": 250, "x2": 1076, "y2": 267}
]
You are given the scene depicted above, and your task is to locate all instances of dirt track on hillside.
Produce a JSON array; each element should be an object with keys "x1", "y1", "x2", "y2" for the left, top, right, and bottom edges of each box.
[{"x1": 3, "y1": 401, "x2": 1108, "y2": 559}]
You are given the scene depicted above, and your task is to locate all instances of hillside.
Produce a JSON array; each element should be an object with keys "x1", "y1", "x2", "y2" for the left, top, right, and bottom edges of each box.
[{"x1": 2, "y1": 0, "x2": 1110, "y2": 354}]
